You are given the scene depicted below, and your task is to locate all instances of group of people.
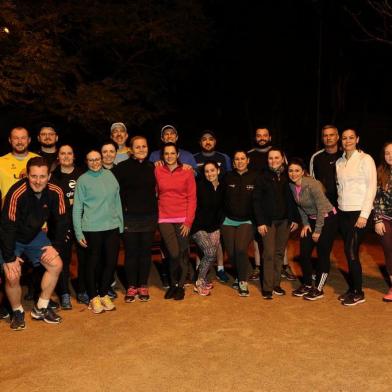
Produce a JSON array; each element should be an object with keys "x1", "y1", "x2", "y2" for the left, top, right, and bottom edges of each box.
[{"x1": 0, "y1": 122, "x2": 391, "y2": 332}]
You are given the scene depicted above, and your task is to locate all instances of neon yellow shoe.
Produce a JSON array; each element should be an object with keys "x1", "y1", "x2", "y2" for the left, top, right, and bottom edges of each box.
[
  {"x1": 100, "y1": 295, "x2": 116, "y2": 311},
  {"x1": 89, "y1": 296, "x2": 104, "y2": 314}
]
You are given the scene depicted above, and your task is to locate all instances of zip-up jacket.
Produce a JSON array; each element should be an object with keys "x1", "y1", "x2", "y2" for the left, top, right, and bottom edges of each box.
[
  {"x1": 373, "y1": 170, "x2": 392, "y2": 222},
  {"x1": 191, "y1": 179, "x2": 224, "y2": 234},
  {"x1": 222, "y1": 169, "x2": 259, "y2": 221},
  {"x1": 289, "y1": 176, "x2": 334, "y2": 233},
  {"x1": 155, "y1": 164, "x2": 196, "y2": 227},
  {"x1": 253, "y1": 169, "x2": 299, "y2": 227},
  {"x1": 0, "y1": 178, "x2": 68, "y2": 262},
  {"x1": 336, "y1": 150, "x2": 377, "y2": 218}
]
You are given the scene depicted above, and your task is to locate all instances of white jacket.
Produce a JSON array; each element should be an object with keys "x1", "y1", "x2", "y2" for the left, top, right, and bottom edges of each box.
[{"x1": 336, "y1": 150, "x2": 377, "y2": 218}]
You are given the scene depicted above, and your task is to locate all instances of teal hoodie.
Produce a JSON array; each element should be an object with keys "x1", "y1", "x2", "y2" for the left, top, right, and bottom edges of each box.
[{"x1": 73, "y1": 169, "x2": 124, "y2": 241}]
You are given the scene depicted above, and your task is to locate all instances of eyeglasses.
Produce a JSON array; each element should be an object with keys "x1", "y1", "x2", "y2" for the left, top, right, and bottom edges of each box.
[
  {"x1": 40, "y1": 133, "x2": 56, "y2": 137},
  {"x1": 87, "y1": 158, "x2": 101, "y2": 163}
]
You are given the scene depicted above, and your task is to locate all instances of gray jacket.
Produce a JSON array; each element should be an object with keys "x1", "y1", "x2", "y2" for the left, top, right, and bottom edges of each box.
[{"x1": 289, "y1": 176, "x2": 334, "y2": 233}]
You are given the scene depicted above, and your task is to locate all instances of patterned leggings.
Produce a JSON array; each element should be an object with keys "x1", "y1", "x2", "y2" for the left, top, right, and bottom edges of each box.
[{"x1": 192, "y1": 230, "x2": 221, "y2": 281}]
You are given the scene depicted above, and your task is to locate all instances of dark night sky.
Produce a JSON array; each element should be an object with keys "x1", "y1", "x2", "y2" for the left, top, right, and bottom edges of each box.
[{"x1": 1, "y1": 0, "x2": 391, "y2": 163}]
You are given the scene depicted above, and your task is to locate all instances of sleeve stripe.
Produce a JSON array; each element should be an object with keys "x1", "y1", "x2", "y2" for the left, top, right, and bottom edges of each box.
[
  {"x1": 48, "y1": 183, "x2": 66, "y2": 214},
  {"x1": 8, "y1": 183, "x2": 27, "y2": 221}
]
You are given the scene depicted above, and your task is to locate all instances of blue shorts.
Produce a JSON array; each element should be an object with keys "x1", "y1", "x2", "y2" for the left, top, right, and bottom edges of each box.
[{"x1": 0, "y1": 231, "x2": 51, "y2": 268}]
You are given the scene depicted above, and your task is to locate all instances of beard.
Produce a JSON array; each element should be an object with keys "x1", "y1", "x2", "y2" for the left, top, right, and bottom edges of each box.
[
  {"x1": 254, "y1": 139, "x2": 272, "y2": 149},
  {"x1": 40, "y1": 142, "x2": 56, "y2": 148}
]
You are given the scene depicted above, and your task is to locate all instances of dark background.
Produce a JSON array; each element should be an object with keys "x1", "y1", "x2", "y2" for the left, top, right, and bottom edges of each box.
[{"x1": 0, "y1": 0, "x2": 391, "y2": 163}]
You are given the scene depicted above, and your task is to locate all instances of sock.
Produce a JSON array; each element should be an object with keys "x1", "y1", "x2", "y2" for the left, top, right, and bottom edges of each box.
[
  {"x1": 37, "y1": 297, "x2": 49, "y2": 309},
  {"x1": 12, "y1": 305, "x2": 24, "y2": 313},
  {"x1": 217, "y1": 266, "x2": 224, "y2": 272}
]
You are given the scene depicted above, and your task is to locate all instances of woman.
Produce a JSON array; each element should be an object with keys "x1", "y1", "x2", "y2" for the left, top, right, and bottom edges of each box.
[
  {"x1": 113, "y1": 136, "x2": 157, "y2": 302},
  {"x1": 155, "y1": 143, "x2": 196, "y2": 301},
  {"x1": 253, "y1": 148, "x2": 298, "y2": 300},
  {"x1": 221, "y1": 150, "x2": 258, "y2": 297},
  {"x1": 288, "y1": 157, "x2": 337, "y2": 300},
  {"x1": 336, "y1": 128, "x2": 377, "y2": 306},
  {"x1": 374, "y1": 141, "x2": 392, "y2": 302},
  {"x1": 191, "y1": 161, "x2": 224, "y2": 296},
  {"x1": 73, "y1": 150, "x2": 123, "y2": 313},
  {"x1": 51, "y1": 145, "x2": 86, "y2": 309},
  {"x1": 101, "y1": 140, "x2": 118, "y2": 170}
]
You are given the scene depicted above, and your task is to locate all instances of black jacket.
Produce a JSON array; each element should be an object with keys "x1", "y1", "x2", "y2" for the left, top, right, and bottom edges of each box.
[
  {"x1": 192, "y1": 179, "x2": 224, "y2": 233},
  {"x1": 112, "y1": 157, "x2": 158, "y2": 217},
  {"x1": 253, "y1": 169, "x2": 299, "y2": 226},
  {"x1": 0, "y1": 178, "x2": 69, "y2": 262},
  {"x1": 222, "y1": 170, "x2": 259, "y2": 221}
]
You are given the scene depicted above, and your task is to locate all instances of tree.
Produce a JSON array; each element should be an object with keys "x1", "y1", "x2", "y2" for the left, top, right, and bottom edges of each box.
[{"x1": 0, "y1": 0, "x2": 211, "y2": 134}]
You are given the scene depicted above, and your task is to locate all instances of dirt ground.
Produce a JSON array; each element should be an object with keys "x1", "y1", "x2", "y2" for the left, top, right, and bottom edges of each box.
[{"x1": 1, "y1": 234, "x2": 391, "y2": 392}]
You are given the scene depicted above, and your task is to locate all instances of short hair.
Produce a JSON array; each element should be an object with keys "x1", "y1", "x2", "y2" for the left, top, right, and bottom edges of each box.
[
  {"x1": 233, "y1": 149, "x2": 249, "y2": 159},
  {"x1": 9, "y1": 127, "x2": 29, "y2": 137},
  {"x1": 129, "y1": 136, "x2": 147, "y2": 150},
  {"x1": 26, "y1": 157, "x2": 50, "y2": 174},
  {"x1": 39, "y1": 122, "x2": 56, "y2": 134},
  {"x1": 101, "y1": 139, "x2": 119, "y2": 151},
  {"x1": 321, "y1": 125, "x2": 338, "y2": 135}
]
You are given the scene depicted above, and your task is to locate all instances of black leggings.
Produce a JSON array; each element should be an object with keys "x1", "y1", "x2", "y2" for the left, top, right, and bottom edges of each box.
[
  {"x1": 299, "y1": 213, "x2": 338, "y2": 288},
  {"x1": 123, "y1": 231, "x2": 155, "y2": 288},
  {"x1": 83, "y1": 229, "x2": 120, "y2": 299},
  {"x1": 221, "y1": 224, "x2": 253, "y2": 282},
  {"x1": 338, "y1": 210, "x2": 369, "y2": 292},
  {"x1": 159, "y1": 223, "x2": 189, "y2": 287}
]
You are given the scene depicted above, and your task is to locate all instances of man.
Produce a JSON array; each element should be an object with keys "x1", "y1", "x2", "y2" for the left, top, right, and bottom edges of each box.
[
  {"x1": 247, "y1": 127, "x2": 273, "y2": 171},
  {"x1": 149, "y1": 125, "x2": 197, "y2": 169},
  {"x1": 0, "y1": 127, "x2": 39, "y2": 203},
  {"x1": 36, "y1": 123, "x2": 59, "y2": 171},
  {"x1": 0, "y1": 157, "x2": 68, "y2": 331},
  {"x1": 193, "y1": 130, "x2": 231, "y2": 282},
  {"x1": 110, "y1": 122, "x2": 130, "y2": 164},
  {"x1": 194, "y1": 130, "x2": 231, "y2": 176},
  {"x1": 309, "y1": 125, "x2": 341, "y2": 207}
]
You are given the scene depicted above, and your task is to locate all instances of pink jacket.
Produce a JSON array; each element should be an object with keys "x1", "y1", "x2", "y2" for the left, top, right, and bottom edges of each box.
[{"x1": 155, "y1": 165, "x2": 197, "y2": 227}]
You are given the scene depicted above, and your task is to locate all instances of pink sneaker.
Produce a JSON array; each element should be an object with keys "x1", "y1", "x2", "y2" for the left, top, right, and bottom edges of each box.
[
  {"x1": 124, "y1": 286, "x2": 138, "y2": 303},
  {"x1": 138, "y1": 287, "x2": 150, "y2": 302},
  {"x1": 193, "y1": 280, "x2": 210, "y2": 296},
  {"x1": 205, "y1": 281, "x2": 214, "y2": 290},
  {"x1": 383, "y1": 288, "x2": 392, "y2": 302}
]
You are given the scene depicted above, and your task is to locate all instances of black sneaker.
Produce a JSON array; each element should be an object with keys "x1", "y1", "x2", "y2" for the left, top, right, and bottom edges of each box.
[
  {"x1": 342, "y1": 292, "x2": 365, "y2": 306},
  {"x1": 281, "y1": 265, "x2": 296, "y2": 281},
  {"x1": 10, "y1": 310, "x2": 25, "y2": 331},
  {"x1": 31, "y1": 305, "x2": 62, "y2": 324},
  {"x1": 262, "y1": 290, "x2": 273, "y2": 300},
  {"x1": 273, "y1": 286, "x2": 286, "y2": 296},
  {"x1": 304, "y1": 288, "x2": 324, "y2": 301},
  {"x1": 164, "y1": 286, "x2": 177, "y2": 300},
  {"x1": 216, "y1": 269, "x2": 229, "y2": 283},
  {"x1": 338, "y1": 290, "x2": 352, "y2": 302},
  {"x1": 292, "y1": 285, "x2": 312, "y2": 297},
  {"x1": 174, "y1": 287, "x2": 185, "y2": 301},
  {"x1": 48, "y1": 299, "x2": 60, "y2": 310}
]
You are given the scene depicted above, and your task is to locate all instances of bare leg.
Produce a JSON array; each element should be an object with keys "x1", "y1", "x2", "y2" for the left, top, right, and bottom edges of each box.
[{"x1": 40, "y1": 257, "x2": 62, "y2": 300}]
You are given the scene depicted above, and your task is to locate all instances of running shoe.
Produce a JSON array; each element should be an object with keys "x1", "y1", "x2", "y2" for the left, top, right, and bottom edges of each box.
[
  {"x1": 232, "y1": 279, "x2": 239, "y2": 290},
  {"x1": 262, "y1": 290, "x2": 273, "y2": 300},
  {"x1": 338, "y1": 290, "x2": 352, "y2": 302},
  {"x1": 89, "y1": 296, "x2": 104, "y2": 314},
  {"x1": 292, "y1": 285, "x2": 312, "y2": 297},
  {"x1": 174, "y1": 286, "x2": 185, "y2": 300},
  {"x1": 216, "y1": 269, "x2": 229, "y2": 283},
  {"x1": 77, "y1": 292, "x2": 90, "y2": 305},
  {"x1": 383, "y1": 288, "x2": 392, "y2": 302},
  {"x1": 304, "y1": 288, "x2": 324, "y2": 301},
  {"x1": 164, "y1": 286, "x2": 177, "y2": 300},
  {"x1": 204, "y1": 280, "x2": 214, "y2": 290},
  {"x1": 193, "y1": 280, "x2": 210, "y2": 296},
  {"x1": 48, "y1": 299, "x2": 60, "y2": 310},
  {"x1": 138, "y1": 287, "x2": 150, "y2": 302},
  {"x1": 342, "y1": 292, "x2": 365, "y2": 306},
  {"x1": 0, "y1": 305, "x2": 10, "y2": 319},
  {"x1": 273, "y1": 286, "x2": 286, "y2": 296},
  {"x1": 161, "y1": 274, "x2": 170, "y2": 289},
  {"x1": 238, "y1": 281, "x2": 250, "y2": 297},
  {"x1": 249, "y1": 267, "x2": 260, "y2": 281},
  {"x1": 281, "y1": 265, "x2": 296, "y2": 281},
  {"x1": 125, "y1": 286, "x2": 138, "y2": 303},
  {"x1": 100, "y1": 295, "x2": 116, "y2": 311},
  {"x1": 31, "y1": 305, "x2": 62, "y2": 324},
  {"x1": 60, "y1": 293, "x2": 72, "y2": 310},
  {"x1": 10, "y1": 310, "x2": 25, "y2": 331}
]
